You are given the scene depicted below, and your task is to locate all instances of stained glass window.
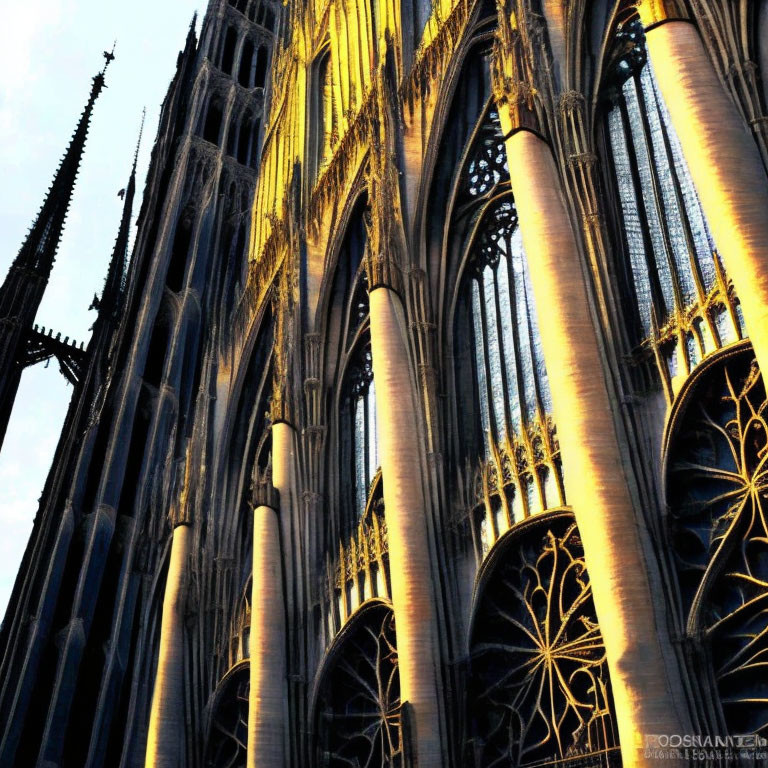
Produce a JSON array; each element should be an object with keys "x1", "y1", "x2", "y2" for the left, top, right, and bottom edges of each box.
[
  {"x1": 466, "y1": 513, "x2": 621, "y2": 766},
  {"x1": 666, "y1": 347, "x2": 768, "y2": 736},
  {"x1": 453, "y1": 107, "x2": 564, "y2": 543},
  {"x1": 605, "y1": 20, "x2": 716, "y2": 339},
  {"x1": 462, "y1": 146, "x2": 552, "y2": 451},
  {"x1": 339, "y1": 344, "x2": 378, "y2": 533},
  {"x1": 314, "y1": 603, "x2": 402, "y2": 766}
]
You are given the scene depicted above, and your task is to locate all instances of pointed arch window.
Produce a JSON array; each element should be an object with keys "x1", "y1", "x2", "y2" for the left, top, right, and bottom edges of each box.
[
  {"x1": 466, "y1": 512, "x2": 620, "y2": 766},
  {"x1": 238, "y1": 38, "x2": 255, "y2": 87},
  {"x1": 220, "y1": 27, "x2": 238, "y2": 75},
  {"x1": 464, "y1": 199, "x2": 552, "y2": 449},
  {"x1": 339, "y1": 343, "x2": 378, "y2": 531},
  {"x1": 314, "y1": 602, "x2": 402, "y2": 767},
  {"x1": 253, "y1": 46, "x2": 268, "y2": 89},
  {"x1": 603, "y1": 19, "x2": 742, "y2": 374},
  {"x1": 453, "y1": 108, "x2": 563, "y2": 550},
  {"x1": 311, "y1": 48, "x2": 335, "y2": 186},
  {"x1": 665, "y1": 345, "x2": 768, "y2": 737},
  {"x1": 325, "y1": 202, "x2": 375, "y2": 549}
]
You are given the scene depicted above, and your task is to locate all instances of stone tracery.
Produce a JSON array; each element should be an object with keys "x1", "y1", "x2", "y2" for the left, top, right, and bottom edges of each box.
[
  {"x1": 467, "y1": 513, "x2": 620, "y2": 767},
  {"x1": 0, "y1": 0, "x2": 766, "y2": 766},
  {"x1": 666, "y1": 345, "x2": 768, "y2": 735}
]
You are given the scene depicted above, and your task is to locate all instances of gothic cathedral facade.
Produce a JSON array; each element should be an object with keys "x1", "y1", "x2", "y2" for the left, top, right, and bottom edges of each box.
[{"x1": 1, "y1": 1, "x2": 768, "y2": 767}]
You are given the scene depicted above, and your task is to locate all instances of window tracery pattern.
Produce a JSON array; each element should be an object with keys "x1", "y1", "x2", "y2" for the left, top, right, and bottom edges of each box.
[
  {"x1": 666, "y1": 346, "x2": 768, "y2": 735},
  {"x1": 466, "y1": 513, "x2": 620, "y2": 768},
  {"x1": 453, "y1": 109, "x2": 563, "y2": 556},
  {"x1": 315, "y1": 602, "x2": 402, "y2": 767},
  {"x1": 604, "y1": 20, "x2": 743, "y2": 386},
  {"x1": 204, "y1": 665, "x2": 249, "y2": 768}
]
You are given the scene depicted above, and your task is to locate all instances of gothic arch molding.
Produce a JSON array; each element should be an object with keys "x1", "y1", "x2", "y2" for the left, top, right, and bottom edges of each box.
[
  {"x1": 203, "y1": 660, "x2": 250, "y2": 768},
  {"x1": 308, "y1": 173, "x2": 369, "y2": 335},
  {"x1": 412, "y1": 16, "x2": 497, "y2": 263},
  {"x1": 465, "y1": 509, "x2": 620, "y2": 767},
  {"x1": 311, "y1": 599, "x2": 403, "y2": 768},
  {"x1": 661, "y1": 340, "x2": 768, "y2": 734}
]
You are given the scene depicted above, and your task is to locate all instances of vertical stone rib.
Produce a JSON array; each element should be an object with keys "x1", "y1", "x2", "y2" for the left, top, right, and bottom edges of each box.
[
  {"x1": 247, "y1": 500, "x2": 286, "y2": 768},
  {"x1": 502, "y1": 130, "x2": 685, "y2": 766},
  {"x1": 368, "y1": 286, "x2": 442, "y2": 768},
  {"x1": 268, "y1": 421, "x2": 296, "y2": 765},
  {"x1": 642, "y1": 20, "x2": 768, "y2": 371},
  {"x1": 145, "y1": 523, "x2": 191, "y2": 768}
]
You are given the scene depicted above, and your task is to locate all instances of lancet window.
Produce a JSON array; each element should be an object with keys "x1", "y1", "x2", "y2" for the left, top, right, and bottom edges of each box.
[
  {"x1": 325, "y1": 203, "x2": 373, "y2": 543},
  {"x1": 311, "y1": 49, "x2": 335, "y2": 185},
  {"x1": 452, "y1": 107, "x2": 563, "y2": 556},
  {"x1": 339, "y1": 343, "x2": 378, "y2": 532},
  {"x1": 252, "y1": 0, "x2": 276, "y2": 32},
  {"x1": 201, "y1": 99, "x2": 224, "y2": 146},
  {"x1": 220, "y1": 27, "x2": 238, "y2": 75},
  {"x1": 602, "y1": 19, "x2": 742, "y2": 381},
  {"x1": 254, "y1": 46, "x2": 268, "y2": 89},
  {"x1": 238, "y1": 39, "x2": 255, "y2": 87}
]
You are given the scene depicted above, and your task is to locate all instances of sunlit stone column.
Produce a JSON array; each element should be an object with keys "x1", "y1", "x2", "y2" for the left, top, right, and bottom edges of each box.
[
  {"x1": 271, "y1": 422, "x2": 296, "y2": 513},
  {"x1": 637, "y1": 1, "x2": 768, "y2": 372},
  {"x1": 247, "y1": 473, "x2": 286, "y2": 768},
  {"x1": 367, "y1": 271, "x2": 442, "y2": 768},
  {"x1": 145, "y1": 522, "x2": 191, "y2": 768},
  {"x1": 494, "y1": 88, "x2": 686, "y2": 762}
]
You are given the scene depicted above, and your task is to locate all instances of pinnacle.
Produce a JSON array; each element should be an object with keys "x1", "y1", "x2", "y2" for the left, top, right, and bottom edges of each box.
[{"x1": 9, "y1": 50, "x2": 112, "y2": 275}]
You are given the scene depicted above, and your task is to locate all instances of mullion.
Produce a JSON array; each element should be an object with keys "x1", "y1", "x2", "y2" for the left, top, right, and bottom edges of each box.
[
  {"x1": 520, "y1": 253, "x2": 547, "y2": 419},
  {"x1": 492, "y1": 263, "x2": 514, "y2": 437},
  {"x1": 504, "y1": 232, "x2": 529, "y2": 428},
  {"x1": 476, "y1": 277, "x2": 499, "y2": 444},
  {"x1": 617, "y1": 95, "x2": 669, "y2": 321},
  {"x1": 632, "y1": 71, "x2": 686, "y2": 315},
  {"x1": 646, "y1": 71, "x2": 709, "y2": 304}
]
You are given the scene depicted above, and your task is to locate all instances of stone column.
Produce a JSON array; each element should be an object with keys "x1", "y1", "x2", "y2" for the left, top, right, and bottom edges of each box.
[
  {"x1": 145, "y1": 522, "x2": 191, "y2": 768},
  {"x1": 637, "y1": 1, "x2": 768, "y2": 372},
  {"x1": 271, "y1": 422, "x2": 296, "y2": 515},
  {"x1": 247, "y1": 474, "x2": 285, "y2": 768},
  {"x1": 367, "y1": 276, "x2": 442, "y2": 768},
  {"x1": 497, "y1": 122, "x2": 686, "y2": 764}
]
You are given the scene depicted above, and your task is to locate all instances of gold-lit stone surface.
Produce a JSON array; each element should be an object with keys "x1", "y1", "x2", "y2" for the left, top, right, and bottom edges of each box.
[
  {"x1": 145, "y1": 524, "x2": 192, "y2": 768},
  {"x1": 501, "y1": 127, "x2": 685, "y2": 766},
  {"x1": 369, "y1": 286, "x2": 442, "y2": 768},
  {"x1": 247, "y1": 502, "x2": 286, "y2": 768},
  {"x1": 644, "y1": 21, "x2": 768, "y2": 378}
]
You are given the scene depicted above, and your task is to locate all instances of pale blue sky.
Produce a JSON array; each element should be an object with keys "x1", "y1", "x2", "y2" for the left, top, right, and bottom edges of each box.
[{"x1": 0, "y1": 1, "x2": 202, "y2": 617}]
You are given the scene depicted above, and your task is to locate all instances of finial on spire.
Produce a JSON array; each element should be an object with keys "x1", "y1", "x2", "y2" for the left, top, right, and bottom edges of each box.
[
  {"x1": 102, "y1": 42, "x2": 117, "y2": 74},
  {"x1": 91, "y1": 43, "x2": 116, "y2": 98},
  {"x1": 10, "y1": 46, "x2": 112, "y2": 274}
]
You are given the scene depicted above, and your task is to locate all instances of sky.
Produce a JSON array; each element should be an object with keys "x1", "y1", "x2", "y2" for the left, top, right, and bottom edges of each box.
[{"x1": 0, "y1": 0, "x2": 202, "y2": 617}]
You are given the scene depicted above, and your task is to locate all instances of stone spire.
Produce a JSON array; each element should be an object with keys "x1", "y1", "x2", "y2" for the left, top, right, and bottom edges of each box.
[
  {"x1": 94, "y1": 108, "x2": 144, "y2": 321},
  {"x1": 12, "y1": 48, "x2": 113, "y2": 275},
  {"x1": 0, "y1": 49, "x2": 112, "y2": 452}
]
